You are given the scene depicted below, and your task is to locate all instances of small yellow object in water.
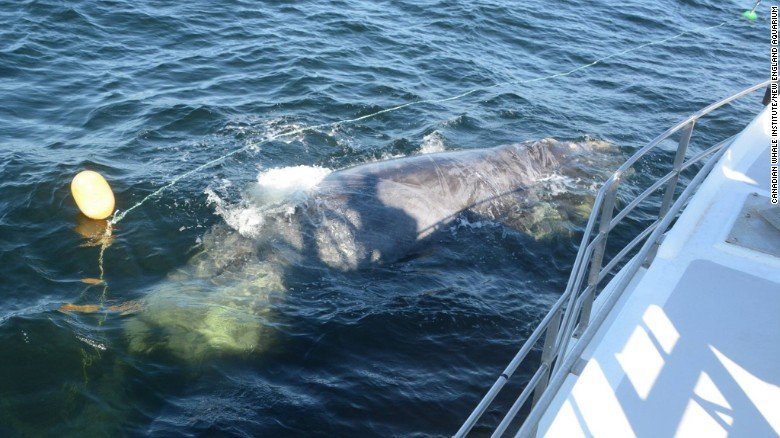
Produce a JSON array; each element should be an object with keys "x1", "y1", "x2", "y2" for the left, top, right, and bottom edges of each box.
[
  {"x1": 80, "y1": 277, "x2": 105, "y2": 285},
  {"x1": 59, "y1": 303, "x2": 101, "y2": 313},
  {"x1": 71, "y1": 170, "x2": 115, "y2": 220},
  {"x1": 107, "y1": 300, "x2": 144, "y2": 315}
]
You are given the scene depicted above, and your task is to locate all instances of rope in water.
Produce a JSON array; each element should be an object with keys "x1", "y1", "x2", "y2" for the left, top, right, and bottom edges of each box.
[{"x1": 110, "y1": 18, "x2": 738, "y2": 225}]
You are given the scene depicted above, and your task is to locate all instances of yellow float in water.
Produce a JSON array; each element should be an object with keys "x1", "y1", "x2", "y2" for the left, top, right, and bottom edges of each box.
[{"x1": 71, "y1": 170, "x2": 115, "y2": 220}]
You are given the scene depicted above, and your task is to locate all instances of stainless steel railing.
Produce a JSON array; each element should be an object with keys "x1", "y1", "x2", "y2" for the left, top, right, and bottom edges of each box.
[{"x1": 455, "y1": 79, "x2": 770, "y2": 438}]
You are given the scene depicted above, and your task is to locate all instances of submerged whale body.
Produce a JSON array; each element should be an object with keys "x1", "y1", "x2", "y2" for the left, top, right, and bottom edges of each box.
[{"x1": 126, "y1": 139, "x2": 618, "y2": 360}]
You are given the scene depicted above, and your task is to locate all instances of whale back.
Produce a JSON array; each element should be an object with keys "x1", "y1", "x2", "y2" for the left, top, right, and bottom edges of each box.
[{"x1": 271, "y1": 139, "x2": 610, "y2": 270}]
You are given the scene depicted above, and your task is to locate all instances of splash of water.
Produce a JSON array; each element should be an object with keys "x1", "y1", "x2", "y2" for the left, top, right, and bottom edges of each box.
[
  {"x1": 420, "y1": 131, "x2": 446, "y2": 154},
  {"x1": 206, "y1": 165, "x2": 332, "y2": 239}
]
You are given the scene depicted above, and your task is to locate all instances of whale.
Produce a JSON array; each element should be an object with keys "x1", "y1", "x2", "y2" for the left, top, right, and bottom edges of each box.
[
  {"x1": 254, "y1": 138, "x2": 615, "y2": 270},
  {"x1": 119, "y1": 138, "x2": 619, "y2": 360}
]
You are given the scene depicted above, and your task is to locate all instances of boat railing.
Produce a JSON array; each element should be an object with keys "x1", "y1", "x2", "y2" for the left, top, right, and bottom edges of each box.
[{"x1": 454, "y1": 79, "x2": 770, "y2": 438}]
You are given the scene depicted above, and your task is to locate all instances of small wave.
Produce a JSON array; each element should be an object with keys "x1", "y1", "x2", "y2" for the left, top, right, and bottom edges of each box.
[
  {"x1": 259, "y1": 118, "x2": 309, "y2": 144},
  {"x1": 223, "y1": 116, "x2": 349, "y2": 151}
]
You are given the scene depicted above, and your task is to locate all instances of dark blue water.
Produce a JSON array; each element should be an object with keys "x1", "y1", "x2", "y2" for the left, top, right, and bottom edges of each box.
[{"x1": 0, "y1": 0, "x2": 768, "y2": 435}]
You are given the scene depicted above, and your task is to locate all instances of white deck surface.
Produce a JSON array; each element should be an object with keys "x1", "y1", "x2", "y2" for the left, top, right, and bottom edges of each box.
[{"x1": 537, "y1": 106, "x2": 780, "y2": 437}]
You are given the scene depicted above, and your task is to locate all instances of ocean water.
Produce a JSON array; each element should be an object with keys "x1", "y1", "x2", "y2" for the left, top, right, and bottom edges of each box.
[{"x1": 0, "y1": 0, "x2": 768, "y2": 435}]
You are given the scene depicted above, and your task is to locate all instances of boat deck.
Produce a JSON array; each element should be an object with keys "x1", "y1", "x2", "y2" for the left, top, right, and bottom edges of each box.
[{"x1": 537, "y1": 107, "x2": 780, "y2": 437}]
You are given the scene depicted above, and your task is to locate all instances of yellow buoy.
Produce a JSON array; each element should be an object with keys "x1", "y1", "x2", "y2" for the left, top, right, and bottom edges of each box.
[{"x1": 71, "y1": 170, "x2": 115, "y2": 220}]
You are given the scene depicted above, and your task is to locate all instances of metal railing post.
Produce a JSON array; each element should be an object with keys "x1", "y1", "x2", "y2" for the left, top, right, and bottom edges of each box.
[
  {"x1": 645, "y1": 120, "x2": 695, "y2": 265},
  {"x1": 574, "y1": 177, "x2": 619, "y2": 337},
  {"x1": 524, "y1": 308, "x2": 563, "y2": 438},
  {"x1": 532, "y1": 308, "x2": 562, "y2": 406}
]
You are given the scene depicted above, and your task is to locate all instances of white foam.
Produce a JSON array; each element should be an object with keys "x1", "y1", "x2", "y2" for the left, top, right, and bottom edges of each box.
[
  {"x1": 256, "y1": 165, "x2": 331, "y2": 193},
  {"x1": 205, "y1": 188, "x2": 265, "y2": 238},
  {"x1": 253, "y1": 165, "x2": 332, "y2": 208},
  {"x1": 538, "y1": 173, "x2": 582, "y2": 196},
  {"x1": 420, "y1": 131, "x2": 446, "y2": 154},
  {"x1": 207, "y1": 165, "x2": 332, "y2": 238}
]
